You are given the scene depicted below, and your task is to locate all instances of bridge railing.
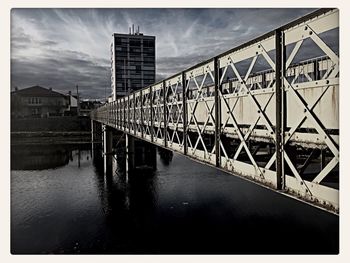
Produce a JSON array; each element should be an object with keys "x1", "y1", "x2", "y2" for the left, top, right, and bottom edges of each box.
[{"x1": 92, "y1": 8, "x2": 339, "y2": 212}]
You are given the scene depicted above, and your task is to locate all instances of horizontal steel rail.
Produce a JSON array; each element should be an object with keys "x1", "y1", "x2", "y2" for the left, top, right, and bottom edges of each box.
[{"x1": 91, "y1": 8, "x2": 339, "y2": 213}]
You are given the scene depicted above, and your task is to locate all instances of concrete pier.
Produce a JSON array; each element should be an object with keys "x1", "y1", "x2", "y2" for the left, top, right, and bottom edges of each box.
[
  {"x1": 126, "y1": 133, "x2": 135, "y2": 175},
  {"x1": 126, "y1": 134, "x2": 157, "y2": 176},
  {"x1": 99, "y1": 129, "x2": 157, "y2": 178},
  {"x1": 103, "y1": 124, "x2": 113, "y2": 175}
]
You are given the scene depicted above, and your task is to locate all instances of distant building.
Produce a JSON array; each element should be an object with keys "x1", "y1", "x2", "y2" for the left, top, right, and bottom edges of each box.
[
  {"x1": 107, "y1": 95, "x2": 113, "y2": 103},
  {"x1": 111, "y1": 26, "x2": 155, "y2": 100},
  {"x1": 79, "y1": 100, "x2": 103, "y2": 117},
  {"x1": 11, "y1": 85, "x2": 72, "y2": 118},
  {"x1": 65, "y1": 91, "x2": 78, "y2": 116}
]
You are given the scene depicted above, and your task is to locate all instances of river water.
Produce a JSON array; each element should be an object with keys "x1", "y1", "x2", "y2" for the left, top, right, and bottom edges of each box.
[{"x1": 11, "y1": 143, "x2": 338, "y2": 254}]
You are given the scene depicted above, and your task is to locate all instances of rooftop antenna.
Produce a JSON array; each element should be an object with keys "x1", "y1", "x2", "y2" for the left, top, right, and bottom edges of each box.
[
  {"x1": 132, "y1": 24, "x2": 134, "y2": 35},
  {"x1": 129, "y1": 27, "x2": 131, "y2": 34},
  {"x1": 137, "y1": 25, "x2": 140, "y2": 34}
]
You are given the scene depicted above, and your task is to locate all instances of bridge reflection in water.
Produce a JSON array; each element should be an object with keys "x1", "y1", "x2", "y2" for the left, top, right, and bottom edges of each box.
[
  {"x1": 11, "y1": 142, "x2": 338, "y2": 254},
  {"x1": 92, "y1": 144, "x2": 338, "y2": 254},
  {"x1": 92, "y1": 9, "x2": 339, "y2": 213}
]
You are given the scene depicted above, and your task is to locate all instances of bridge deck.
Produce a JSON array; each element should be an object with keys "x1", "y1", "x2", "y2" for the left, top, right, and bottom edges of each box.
[{"x1": 92, "y1": 8, "x2": 339, "y2": 213}]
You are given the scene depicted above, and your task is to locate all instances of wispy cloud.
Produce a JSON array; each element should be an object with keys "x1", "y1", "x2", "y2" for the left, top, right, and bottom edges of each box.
[{"x1": 11, "y1": 8, "x2": 316, "y2": 99}]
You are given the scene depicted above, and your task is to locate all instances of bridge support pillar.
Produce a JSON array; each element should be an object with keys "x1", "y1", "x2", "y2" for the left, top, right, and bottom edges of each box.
[
  {"x1": 103, "y1": 124, "x2": 113, "y2": 175},
  {"x1": 146, "y1": 143, "x2": 157, "y2": 171},
  {"x1": 126, "y1": 133, "x2": 135, "y2": 175},
  {"x1": 275, "y1": 28, "x2": 286, "y2": 191},
  {"x1": 126, "y1": 134, "x2": 157, "y2": 177},
  {"x1": 91, "y1": 120, "x2": 95, "y2": 157}
]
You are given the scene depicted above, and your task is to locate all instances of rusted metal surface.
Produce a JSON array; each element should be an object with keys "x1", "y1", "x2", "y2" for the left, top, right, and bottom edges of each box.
[{"x1": 91, "y1": 9, "x2": 339, "y2": 214}]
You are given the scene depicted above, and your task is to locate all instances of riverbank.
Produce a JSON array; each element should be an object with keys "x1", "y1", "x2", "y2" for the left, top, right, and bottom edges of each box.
[
  {"x1": 11, "y1": 116, "x2": 91, "y2": 132},
  {"x1": 11, "y1": 116, "x2": 100, "y2": 145},
  {"x1": 11, "y1": 131, "x2": 97, "y2": 145}
]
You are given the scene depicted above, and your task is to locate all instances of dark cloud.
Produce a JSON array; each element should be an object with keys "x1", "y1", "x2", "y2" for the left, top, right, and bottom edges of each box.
[
  {"x1": 11, "y1": 8, "x2": 317, "y2": 99},
  {"x1": 11, "y1": 55, "x2": 109, "y2": 100}
]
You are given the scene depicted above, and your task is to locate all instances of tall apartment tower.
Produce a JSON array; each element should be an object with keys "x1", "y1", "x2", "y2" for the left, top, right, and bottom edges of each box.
[{"x1": 111, "y1": 26, "x2": 156, "y2": 100}]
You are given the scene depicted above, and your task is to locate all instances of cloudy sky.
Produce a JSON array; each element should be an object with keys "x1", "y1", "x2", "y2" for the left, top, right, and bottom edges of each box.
[{"x1": 11, "y1": 8, "x2": 315, "y2": 99}]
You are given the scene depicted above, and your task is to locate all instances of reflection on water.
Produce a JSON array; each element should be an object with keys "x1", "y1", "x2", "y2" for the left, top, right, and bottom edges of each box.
[
  {"x1": 158, "y1": 147, "x2": 173, "y2": 166},
  {"x1": 11, "y1": 145, "x2": 69, "y2": 170},
  {"x1": 11, "y1": 144, "x2": 92, "y2": 170},
  {"x1": 11, "y1": 143, "x2": 339, "y2": 254}
]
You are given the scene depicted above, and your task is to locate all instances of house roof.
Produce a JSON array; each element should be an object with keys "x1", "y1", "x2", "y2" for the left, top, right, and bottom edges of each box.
[{"x1": 11, "y1": 85, "x2": 67, "y2": 98}]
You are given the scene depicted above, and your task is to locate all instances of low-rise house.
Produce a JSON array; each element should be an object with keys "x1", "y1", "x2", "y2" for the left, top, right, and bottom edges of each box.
[
  {"x1": 64, "y1": 91, "x2": 78, "y2": 116},
  {"x1": 11, "y1": 85, "x2": 69, "y2": 118}
]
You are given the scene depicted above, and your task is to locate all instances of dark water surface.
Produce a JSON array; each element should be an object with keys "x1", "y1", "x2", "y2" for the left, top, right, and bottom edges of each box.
[{"x1": 11, "y1": 143, "x2": 338, "y2": 254}]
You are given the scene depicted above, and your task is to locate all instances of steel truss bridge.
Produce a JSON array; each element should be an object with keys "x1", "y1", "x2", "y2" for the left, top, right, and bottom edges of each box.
[{"x1": 92, "y1": 9, "x2": 339, "y2": 213}]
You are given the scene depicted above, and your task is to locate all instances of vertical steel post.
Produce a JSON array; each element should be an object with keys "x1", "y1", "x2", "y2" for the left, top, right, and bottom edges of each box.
[
  {"x1": 123, "y1": 97, "x2": 126, "y2": 131},
  {"x1": 125, "y1": 97, "x2": 127, "y2": 132},
  {"x1": 125, "y1": 98, "x2": 128, "y2": 132},
  {"x1": 133, "y1": 93, "x2": 136, "y2": 135},
  {"x1": 116, "y1": 100, "x2": 119, "y2": 129},
  {"x1": 262, "y1": 72, "x2": 266, "y2": 89},
  {"x1": 126, "y1": 133, "x2": 129, "y2": 175},
  {"x1": 118, "y1": 100, "x2": 120, "y2": 129},
  {"x1": 214, "y1": 57, "x2": 221, "y2": 167},
  {"x1": 109, "y1": 102, "x2": 111, "y2": 126},
  {"x1": 321, "y1": 148, "x2": 326, "y2": 170},
  {"x1": 119, "y1": 100, "x2": 122, "y2": 129},
  {"x1": 101, "y1": 123, "x2": 104, "y2": 158},
  {"x1": 91, "y1": 119, "x2": 94, "y2": 143},
  {"x1": 103, "y1": 125, "x2": 113, "y2": 175},
  {"x1": 182, "y1": 71, "x2": 188, "y2": 155},
  {"x1": 150, "y1": 86, "x2": 154, "y2": 142},
  {"x1": 163, "y1": 80, "x2": 167, "y2": 147},
  {"x1": 275, "y1": 28, "x2": 286, "y2": 190},
  {"x1": 106, "y1": 103, "x2": 108, "y2": 125},
  {"x1": 114, "y1": 101, "x2": 117, "y2": 128},
  {"x1": 313, "y1": 60, "x2": 319, "y2": 81},
  {"x1": 120, "y1": 100, "x2": 122, "y2": 129},
  {"x1": 140, "y1": 90, "x2": 144, "y2": 138},
  {"x1": 128, "y1": 96, "x2": 130, "y2": 133},
  {"x1": 91, "y1": 119, "x2": 94, "y2": 156},
  {"x1": 105, "y1": 104, "x2": 108, "y2": 125}
]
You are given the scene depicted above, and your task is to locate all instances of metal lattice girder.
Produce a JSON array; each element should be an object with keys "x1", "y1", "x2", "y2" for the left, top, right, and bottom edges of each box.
[
  {"x1": 134, "y1": 91, "x2": 141, "y2": 136},
  {"x1": 124, "y1": 97, "x2": 127, "y2": 132},
  {"x1": 165, "y1": 74, "x2": 185, "y2": 152},
  {"x1": 151, "y1": 82, "x2": 165, "y2": 144},
  {"x1": 217, "y1": 37, "x2": 278, "y2": 184},
  {"x1": 185, "y1": 60, "x2": 216, "y2": 163},
  {"x1": 126, "y1": 96, "x2": 129, "y2": 131},
  {"x1": 182, "y1": 71, "x2": 188, "y2": 155},
  {"x1": 90, "y1": 9, "x2": 339, "y2": 213},
  {"x1": 133, "y1": 93, "x2": 136, "y2": 135},
  {"x1": 279, "y1": 9, "x2": 339, "y2": 206},
  {"x1": 142, "y1": 88, "x2": 152, "y2": 141},
  {"x1": 214, "y1": 57, "x2": 221, "y2": 167}
]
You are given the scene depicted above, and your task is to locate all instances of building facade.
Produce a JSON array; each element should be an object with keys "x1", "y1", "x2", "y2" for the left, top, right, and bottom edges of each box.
[
  {"x1": 111, "y1": 28, "x2": 156, "y2": 100},
  {"x1": 79, "y1": 100, "x2": 103, "y2": 117},
  {"x1": 11, "y1": 86, "x2": 71, "y2": 118}
]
